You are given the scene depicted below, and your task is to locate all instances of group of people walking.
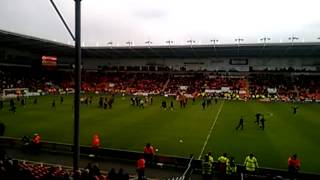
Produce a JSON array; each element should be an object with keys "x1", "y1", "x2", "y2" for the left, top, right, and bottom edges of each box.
[
  {"x1": 235, "y1": 112, "x2": 266, "y2": 131},
  {"x1": 202, "y1": 152, "x2": 258, "y2": 180},
  {"x1": 202, "y1": 152, "x2": 301, "y2": 180}
]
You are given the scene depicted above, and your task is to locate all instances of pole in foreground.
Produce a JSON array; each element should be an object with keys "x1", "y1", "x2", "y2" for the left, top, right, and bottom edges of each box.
[{"x1": 73, "y1": 0, "x2": 81, "y2": 173}]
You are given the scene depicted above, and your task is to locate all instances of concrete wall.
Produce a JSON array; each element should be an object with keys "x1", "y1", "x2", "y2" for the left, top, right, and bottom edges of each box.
[{"x1": 79, "y1": 57, "x2": 320, "y2": 71}]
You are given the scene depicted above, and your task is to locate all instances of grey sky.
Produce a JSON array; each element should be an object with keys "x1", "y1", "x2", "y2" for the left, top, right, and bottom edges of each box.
[{"x1": 0, "y1": 0, "x2": 320, "y2": 46}]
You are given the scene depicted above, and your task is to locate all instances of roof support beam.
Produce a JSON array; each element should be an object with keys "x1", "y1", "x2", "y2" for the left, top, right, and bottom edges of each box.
[{"x1": 49, "y1": 0, "x2": 75, "y2": 41}]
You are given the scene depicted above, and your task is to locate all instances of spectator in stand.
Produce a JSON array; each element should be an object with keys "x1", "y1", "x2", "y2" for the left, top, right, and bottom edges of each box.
[
  {"x1": 244, "y1": 153, "x2": 259, "y2": 174},
  {"x1": 73, "y1": 170, "x2": 81, "y2": 180},
  {"x1": 81, "y1": 168, "x2": 90, "y2": 180},
  {"x1": 92, "y1": 164, "x2": 101, "y2": 176},
  {"x1": 136, "y1": 154, "x2": 146, "y2": 180},
  {"x1": 0, "y1": 150, "x2": 32, "y2": 180},
  {"x1": 202, "y1": 155, "x2": 212, "y2": 180},
  {"x1": 116, "y1": 168, "x2": 129, "y2": 180},
  {"x1": 288, "y1": 154, "x2": 301, "y2": 180},
  {"x1": 107, "y1": 168, "x2": 117, "y2": 180},
  {"x1": 143, "y1": 143, "x2": 155, "y2": 166}
]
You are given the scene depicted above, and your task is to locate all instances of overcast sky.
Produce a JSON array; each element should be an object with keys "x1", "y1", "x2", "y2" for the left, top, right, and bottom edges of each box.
[{"x1": 0, "y1": 0, "x2": 320, "y2": 46}]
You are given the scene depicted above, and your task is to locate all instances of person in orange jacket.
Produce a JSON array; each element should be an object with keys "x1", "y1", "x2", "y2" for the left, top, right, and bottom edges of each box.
[{"x1": 136, "y1": 154, "x2": 146, "y2": 180}]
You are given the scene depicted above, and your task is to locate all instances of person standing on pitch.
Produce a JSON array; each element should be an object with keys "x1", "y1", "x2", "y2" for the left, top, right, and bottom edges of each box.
[
  {"x1": 150, "y1": 96, "x2": 153, "y2": 105},
  {"x1": 236, "y1": 116, "x2": 244, "y2": 130},
  {"x1": 60, "y1": 96, "x2": 64, "y2": 104},
  {"x1": 292, "y1": 105, "x2": 298, "y2": 115},
  {"x1": 51, "y1": 99, "x2": 56, "y2": 109},
  {"x1": 260, "y1": 115, "x2": 266, "y2": 130},
  {"x1": 21, "y1": 98, "x2": 25, "y2": 106},
  {"x1": 33, "y1": 97, "x2": 38, "y2": 104},
  {"x1": 170, "y1": 100, "x2": 174, "y2": 111},
  {"x1": 9, "y1": 99, "x2": 14, "y2": 108},
  {"x1": 9, "y1": 104, "x2": 16, "y2": 113},
  {"x1": 202, "y1": 100, "x2": 206, "y2": 110},
  {"x1": 255, "y1": 113, "x2": 261, "y2": 125},
  {"x1": 288, "y1": 154, "x2": 301, "y2": 180}
]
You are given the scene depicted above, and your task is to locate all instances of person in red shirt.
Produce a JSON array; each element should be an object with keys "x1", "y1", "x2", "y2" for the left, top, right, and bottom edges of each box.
[
  {"x1": 143, "y1": 143, "x2": 155, "y2": 166},
  {"x1": 32, "y1": 133, "x2": 41, "y2": 152},
  {"x1": 91, "y1": 133, "x2": 100, "y2": 158},
  {"x1": 92, "y1": 134, "x2": 100, "y2": 149},
  {"x1": 32, "y1": 133, "x2": 41, "y2": 144},
  {"x1": 136, "y1": 155, "x2": 146, "y2": 180},
  {"x1": 288, "y1": 154, "x2": 301, "y2": 180}
]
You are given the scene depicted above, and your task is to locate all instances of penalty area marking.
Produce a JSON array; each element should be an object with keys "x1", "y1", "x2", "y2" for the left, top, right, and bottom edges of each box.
[{"x1": 198, "y1": 100, "x2": 225, "y2": 160}]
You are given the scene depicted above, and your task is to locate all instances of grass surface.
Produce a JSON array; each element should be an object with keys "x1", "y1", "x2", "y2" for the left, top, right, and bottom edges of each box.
[{"x1": 0, "y1": 95, "x2": 320, "y2": 173}]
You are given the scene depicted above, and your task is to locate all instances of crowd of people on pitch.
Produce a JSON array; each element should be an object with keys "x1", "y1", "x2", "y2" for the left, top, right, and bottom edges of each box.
[
  {"x1": 201, "y1": 151, "x2": 301, "y2": 180},
  {"x1": 98, "y1": 96, "x2": 115, "y2": 110},
  {"x1": 130, "y1": 96, "x2": 153, "y2": 108}
]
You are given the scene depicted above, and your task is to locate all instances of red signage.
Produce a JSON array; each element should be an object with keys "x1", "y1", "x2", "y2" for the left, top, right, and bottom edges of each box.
[{"x1": 42, "y1": 56, "x2": 57, "y2": 66}]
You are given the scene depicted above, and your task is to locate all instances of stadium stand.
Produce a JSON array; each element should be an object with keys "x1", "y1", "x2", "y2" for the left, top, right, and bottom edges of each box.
[
  {"x1": 1, "y1": 30, "x2": 320, "y2": 179},
  {"x1": 2, "y1": 66, "x2": 320, "y2": 102}
]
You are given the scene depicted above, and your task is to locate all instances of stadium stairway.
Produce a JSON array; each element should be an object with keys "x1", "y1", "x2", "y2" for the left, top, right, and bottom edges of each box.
[
  {"x1": 16, "y1": 159, "x2": 168, "y2": 180},
  {"x1": 162, "y1": 78, "x2": 171, "y2": 92}
]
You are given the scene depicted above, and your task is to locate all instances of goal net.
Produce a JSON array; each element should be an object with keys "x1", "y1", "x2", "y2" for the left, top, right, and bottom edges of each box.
[{"x1": 1, "y1": 88, "x2": 29, "y2": 100}]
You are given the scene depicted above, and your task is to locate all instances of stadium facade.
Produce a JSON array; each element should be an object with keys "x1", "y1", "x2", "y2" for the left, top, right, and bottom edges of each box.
[{"x1": 1, "y1": 29, "x2": 320, "y2": 72}]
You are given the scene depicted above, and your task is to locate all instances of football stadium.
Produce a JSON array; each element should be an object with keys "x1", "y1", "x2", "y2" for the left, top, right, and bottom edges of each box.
[{"x1": 1, "y1": 0, "x2": 320, "y2": 180}]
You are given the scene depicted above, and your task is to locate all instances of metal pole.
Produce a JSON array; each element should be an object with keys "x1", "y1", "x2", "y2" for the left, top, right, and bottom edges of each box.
[
  {"x1": 49, "y1": 0, "x2": 76, "y2": 41},
  {"x1": 73, "y1": 0, "x2": 81, "y2": 173}
]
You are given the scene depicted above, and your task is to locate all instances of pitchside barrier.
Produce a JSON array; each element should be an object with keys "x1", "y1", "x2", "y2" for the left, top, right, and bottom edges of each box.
[{"x1": 0, "y1": 136, "x2": 320, "y2": 179}]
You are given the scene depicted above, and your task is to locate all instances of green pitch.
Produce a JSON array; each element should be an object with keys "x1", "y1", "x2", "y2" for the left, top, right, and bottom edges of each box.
[{"x1": 0, "y1": 95, "x2": 320, "y2": 173}]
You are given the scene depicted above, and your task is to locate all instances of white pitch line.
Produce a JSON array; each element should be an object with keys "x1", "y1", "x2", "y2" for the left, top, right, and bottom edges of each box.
[{"x1": 198, "y1": 100, "x2": 225, "y2": 159}]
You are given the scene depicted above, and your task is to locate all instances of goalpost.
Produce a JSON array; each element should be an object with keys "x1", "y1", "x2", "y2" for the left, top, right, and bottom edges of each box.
[{"x1": 1, "y1": 88, "x2": 29, "y2": 100}]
